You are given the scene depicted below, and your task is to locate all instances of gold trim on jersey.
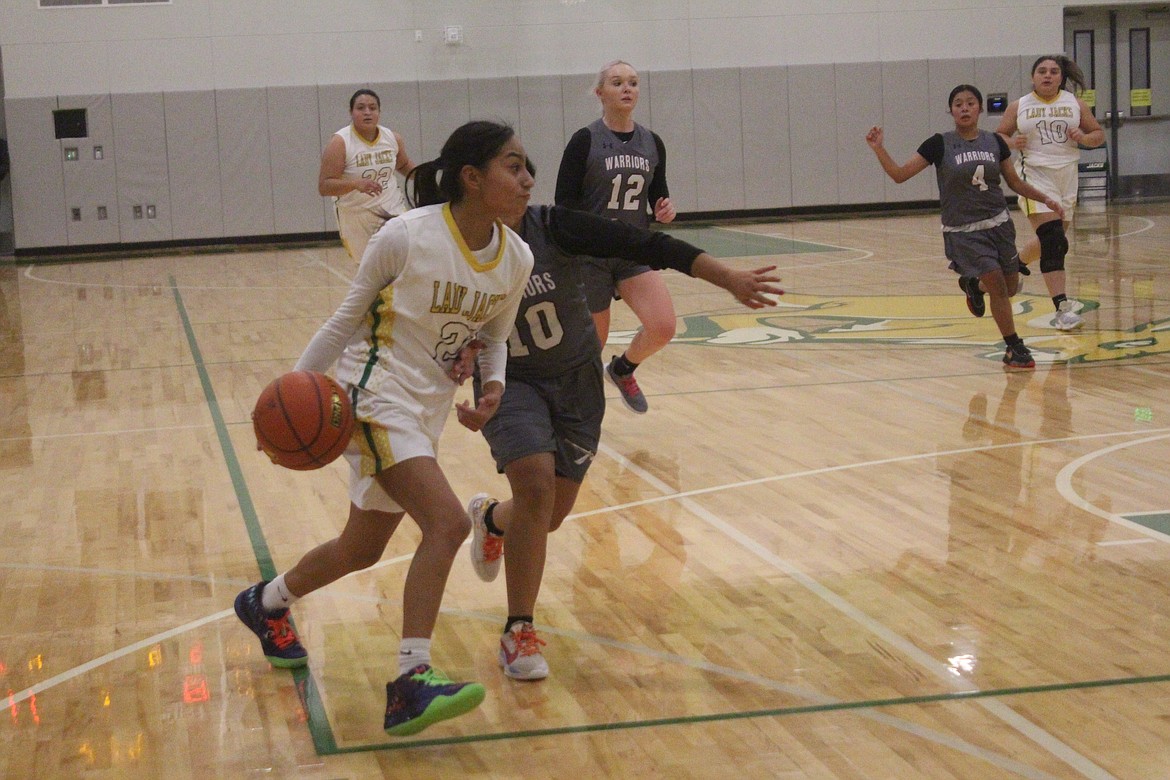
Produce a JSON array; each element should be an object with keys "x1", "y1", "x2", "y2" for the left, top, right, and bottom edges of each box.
[
  {"x1": 443, "y1": 203, "x2": 506, "y2": 272},
  {"x1": 1029, "y1": 90, "x2": 1064, "y2": 105},
  {"x1": 351, "y1": 124, "x2": 382, "y2": 147}
]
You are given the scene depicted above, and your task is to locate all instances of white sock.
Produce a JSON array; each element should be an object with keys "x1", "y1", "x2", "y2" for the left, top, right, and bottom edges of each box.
[
  {"x1": 261, "y1": 573, "x2": 298, "y2": 613},
  {"x1": 398, "y1": 637, "x2": 432, "y2": 675}
]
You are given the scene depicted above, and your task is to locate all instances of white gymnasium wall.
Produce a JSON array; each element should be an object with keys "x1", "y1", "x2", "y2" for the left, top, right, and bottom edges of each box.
[
  {"x1": 0, "y1": 1, "x2": 1153, "y2": 99},
  {"x1": 0, "y1": 0, "x2": 1160, "y2": 250}
]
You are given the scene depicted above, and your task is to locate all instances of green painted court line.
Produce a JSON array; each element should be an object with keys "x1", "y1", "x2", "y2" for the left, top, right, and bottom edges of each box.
[
  {"x1": 171, "y1": 276, "x2": 340, "y2": 754},
  {"x1": 661, "y1": 225, "x2": 839, "y2": 258},
  {"x1": 170, "y1": 276, "x2": 276, "y2": 581},
  {"x1": 293, "y1": 666, "x2": 340, "y2": 754},
  {"x1": 317, "y1": 672, "x2": 1170, "y2": 754},
  {"x1": 171, "y1": 275, "x2": 1170, "y2": 758},
  {"x1": 1124, "y1": 512, "x2": 1170, "y2": 536}
]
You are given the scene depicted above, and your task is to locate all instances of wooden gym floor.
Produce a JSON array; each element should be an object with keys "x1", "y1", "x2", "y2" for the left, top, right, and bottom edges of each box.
[{"x1": 1, "y1": 201, "x2": 1169, "y2": 779}]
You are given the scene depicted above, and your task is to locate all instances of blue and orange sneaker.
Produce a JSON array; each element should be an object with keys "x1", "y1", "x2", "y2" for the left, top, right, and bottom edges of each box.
[
  {"x1": 234, "y1": 581, "x2": 308, "y2": 668},
  {"x1": 383, "y1": 664, "x2": 485, "y2": 736}
]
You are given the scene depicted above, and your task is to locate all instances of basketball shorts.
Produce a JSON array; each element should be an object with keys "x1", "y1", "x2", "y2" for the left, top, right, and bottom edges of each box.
[
  {"x1": 344, "y1": 386, "x2": 450, "y2": 513},
  {"x1": 580, "y1": 255, "x2": 655, "y2": 313},
  {"x1": 943, "y1": 218, "x2": 1020, "y2": 280},
  {"x1": 1015, "y1": 161, "x2": 1078, "y2": 216},
  {"x1": 336, "y1": 206, "x2": 392, "y2": 263},
  {"x1": 476, "y1": 359, "x2": 604, "y2": 483}
]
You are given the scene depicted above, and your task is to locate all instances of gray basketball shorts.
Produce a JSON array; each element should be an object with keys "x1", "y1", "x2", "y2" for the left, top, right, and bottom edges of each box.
[
  {"x1": 477, "y1": 359, "x2": 605, "y2": 483},
  {"x1": 580, "y1": 254, "x2": 654, "y2": 313},
  {"x1": 943, "y1": 219, "x2": 1019, "y2": 279}
]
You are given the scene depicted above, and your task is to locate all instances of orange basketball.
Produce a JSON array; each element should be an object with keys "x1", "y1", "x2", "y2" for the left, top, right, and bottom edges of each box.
[{"x1": 252, "y1": 370, "x2": 355, "y2": 471}]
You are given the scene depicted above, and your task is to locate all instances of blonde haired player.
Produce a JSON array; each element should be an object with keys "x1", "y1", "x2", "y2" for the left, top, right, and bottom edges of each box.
[
  {"x1": 318, "y1": 88, "x2": 415, "y2": 263},
  {"x1": 997, "y1": 55, "x2": 1104, "y2": 330},
  {"x1": 555, "y1": 60, "x2": 677, "y2": 414}
]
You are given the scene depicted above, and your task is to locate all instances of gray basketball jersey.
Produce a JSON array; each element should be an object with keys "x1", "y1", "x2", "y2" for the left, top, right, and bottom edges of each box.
[
  {"x1": 932, "y1": 130, "x2": 1010, "y2": 228},
  {"x1": 504, "y1": 207, "x2": 601, "y2": 380},
  {"x1": 579, "y1": 118, "x2": 661, "y2": 228}
]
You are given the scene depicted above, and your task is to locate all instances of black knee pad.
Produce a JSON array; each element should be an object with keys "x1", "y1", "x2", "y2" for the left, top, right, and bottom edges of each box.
[{"x1": 1037, "y1": 221, "x2": 1068, "y2": 274}]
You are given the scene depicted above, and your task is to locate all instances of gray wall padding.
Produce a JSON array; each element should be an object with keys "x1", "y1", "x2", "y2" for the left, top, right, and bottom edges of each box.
[
  {"x1": 164, "y1": 91, "x2": 223, "y2": 241},
  {"x1": 6, "y1": 58, "x2": 1046, "y2": 251},
  {"x1": 787, "y1": 65, "x2": 838, "y2": 208},
  {"x1": 879, "y1": 60, "x2": 934, "y2": 203},
  {"x1": 216, "y1": 88, "x2": 275, "y2": 237},
  {"x1": 836, "y1": 62, "x2": 886, "y2": 207},
  {"x1": 418, "y1": 80, "x2": 471, "y2": 163},
  {"x1": 8, "y1": 96, "x2": 67, "y2": 248},
  {"x1": 741, "y1": 67, "x2": 792, "y2": 210},
  {"x1": 60, "y1": 94, "x2": 119, "y2": 246},
  {"x1": 517, "y1": 75, "x2": 565, "y2": 206},
  {"x1": 694, "y1": 68, "x2": 745, "y2": 213},
  {"x1": 650, "y1": 69, "x2": 698, "y2": 214},
  {"x1": 112, "y1": 91, "x2": 172, "y2": 243},
  {"x1": 267, "y1": 85, "x2": 323, "y2": 235}
]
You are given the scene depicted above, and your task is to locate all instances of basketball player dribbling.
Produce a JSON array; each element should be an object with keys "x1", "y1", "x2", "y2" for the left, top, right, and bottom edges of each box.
[{"x1": 236, "y1": 121, "x2": 534, "y2": 736}]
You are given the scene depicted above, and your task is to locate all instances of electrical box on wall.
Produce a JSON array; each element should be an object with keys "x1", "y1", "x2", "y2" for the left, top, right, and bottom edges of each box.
[{"x1": 53, "y1": 108, "x2": 88, "y2": 139}]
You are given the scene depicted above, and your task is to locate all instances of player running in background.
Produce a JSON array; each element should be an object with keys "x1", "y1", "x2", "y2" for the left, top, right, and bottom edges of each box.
[
  {"x1": 555, "y1": 60, "x2": 678, "y2": 414},
  {"x1": 318, "y1": 88, "x2": 415, "y2": 263},
  {"x1": 996, "y1": 55, "x2": 1103, "y2": 330},
  {"x1": 867, "y1": 84, "x2": 1064, "y2": 369}
]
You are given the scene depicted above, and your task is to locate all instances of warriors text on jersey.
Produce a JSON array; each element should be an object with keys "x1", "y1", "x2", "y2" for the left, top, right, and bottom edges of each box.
[
  {"x1": 1015, "y1": 89, "x2": 1082, "y2": 168},
  {"x1": 917, "y1": 130, "x2": 1013, "y2": 230},
  {"x1": 504, "y1": 205, "x2": 704, "y2": 379},
  {"x1": 576, "y1": 118, "x2": 662, "y2": 228},
  {"x1": 333, "y1": 124, "x2": 408, "y2": 217},
  {"x1": 296, "y1": 202, "x2": 533, "y2": 417}
]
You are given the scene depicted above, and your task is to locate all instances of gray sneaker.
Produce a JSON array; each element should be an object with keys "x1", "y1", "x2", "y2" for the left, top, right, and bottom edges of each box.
[
  {"x1": 1052, "y1": 300, "x2": 1083, "y2": 331},
  {"x1": 606, "y1": 357, "x2": 648, "y2": 414}
]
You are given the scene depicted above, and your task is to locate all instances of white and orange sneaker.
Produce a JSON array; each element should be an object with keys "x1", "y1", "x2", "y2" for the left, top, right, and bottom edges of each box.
[
  {"x1": 498, "y1": 622, "x2": 548, "y2": 680},
  {"x1": 467, "y1": 493, "x2": 503, "y2": 582}
]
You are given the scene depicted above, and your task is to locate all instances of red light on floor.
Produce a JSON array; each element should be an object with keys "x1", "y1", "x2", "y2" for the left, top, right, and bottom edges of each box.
[{"x1": 183, "y1": 675, "x2": 210, "y2": 704}]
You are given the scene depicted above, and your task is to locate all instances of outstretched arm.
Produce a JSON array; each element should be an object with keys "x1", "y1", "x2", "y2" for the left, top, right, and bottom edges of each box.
[
  {"x1": 690, "y1": 255, "x2": 783, "y2": 309},
  {"x1": 865, "y1": 126, "x2": 929, "y2": 183}
]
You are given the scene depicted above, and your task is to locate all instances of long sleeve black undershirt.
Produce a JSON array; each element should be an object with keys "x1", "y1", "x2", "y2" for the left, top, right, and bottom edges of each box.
[
  {"x1": 553, "y1": 127, "x2": 670, "y2": 213},
  {"x1": 540, "y1": 205, "x2": 699, "y2": 275}
]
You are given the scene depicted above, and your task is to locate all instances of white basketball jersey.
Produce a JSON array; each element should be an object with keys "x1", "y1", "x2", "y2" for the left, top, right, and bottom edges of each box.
[
  {"x1": 298, "y1": 203, "x2": 533, "y2": 413},
  {"x1": 1015, "y1": 90, "x2": 1082, "y2": 168},
  {"x1": 333, "y1": 124, "x2": 408, "y2": 216}
]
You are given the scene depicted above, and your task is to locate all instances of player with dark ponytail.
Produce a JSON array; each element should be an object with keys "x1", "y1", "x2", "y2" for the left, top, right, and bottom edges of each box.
[
  {"x1": 235, "y1": 120, "x2": 535, "y2": 737},
  {"x1": 997, "y1": 55, "x2": 1104, "y2": 330},
  {"x1": 867, "y1": 84, "x2": 1065, "y2": 369}
]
